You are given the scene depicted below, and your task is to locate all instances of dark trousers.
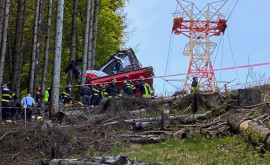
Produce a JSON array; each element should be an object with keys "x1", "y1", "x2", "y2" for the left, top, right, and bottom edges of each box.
[
  {"x1": 82, "y1": 95, "x2": 90, "y2": 105},
  {"x1": 90, "y1": 95, "x2": 100, "y2": 106},
  {"x1": 62, "y1": 97, "x2": 70, "y2": 104},
  {"x1": 2, "y1": 101, "x2": 11, "y2": 121}
]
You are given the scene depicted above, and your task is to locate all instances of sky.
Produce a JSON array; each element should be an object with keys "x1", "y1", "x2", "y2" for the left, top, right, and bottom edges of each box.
[{"x1": 124, "y1": 0, "x2": 270, "y2": 96}]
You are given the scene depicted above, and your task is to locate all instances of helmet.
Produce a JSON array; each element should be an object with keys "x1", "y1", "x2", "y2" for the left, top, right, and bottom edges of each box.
[
  {"x1": 36, "y1": 87, "x2": 41, "y2": 92},
  {"x1": 139, "y1": 76, "x2": 145, "y2": 81},
  {"x1": 125, "y1": 75, "x2": 130, "y2": 79},
  {"x1": 111, "y1": 78, "x2": 116, "y2": 83},
  {"x1": 2, "y1": 83, "x2": 7, "y2": 89}
]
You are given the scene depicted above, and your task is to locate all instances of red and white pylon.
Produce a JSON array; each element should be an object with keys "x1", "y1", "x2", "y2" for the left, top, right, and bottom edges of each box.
[{"x1": 172, "y1": 0, "x2": 228, "y2": 91}]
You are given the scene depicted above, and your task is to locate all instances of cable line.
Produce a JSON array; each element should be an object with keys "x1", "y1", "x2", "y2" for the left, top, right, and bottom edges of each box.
[
  {"x1": 220, "y1": 34, "x2": 225, "y2": 81},
  {"x1": 163, "y1": 32, "x2": 173, "y2": 95},
  {"x1": 227, "y1": 27, "x2": 241, "y2": 83},
  {"x1": 227, "y1": 0, "x2": 240, "y2": 21},
  {"x1": 213, "y1": 34, "x2": 223, "y2": 66}
]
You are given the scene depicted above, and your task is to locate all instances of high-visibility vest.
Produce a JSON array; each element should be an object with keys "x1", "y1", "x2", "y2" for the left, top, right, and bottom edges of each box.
[
  {"x1": 191, "y1": 84, "x2": 199, "y2": 93},
  {"x1": 62, "y1": 92, "x2": 70, "y2": 98},
  {"x1": 92, "y1": 88, "x2": 100, "y2": 96},
  {"x1": 45, "y1": 90, "x2": 49, "y2": 102},
  {"x1": 2, "y1": 90, "x2": 12, "y2": 102},
  {"x1": 101, "y1": 88, "x2": 108, "y2": 98},
  {"x1": 142, "y1": 83, "x2": 151, "y2": 98}
]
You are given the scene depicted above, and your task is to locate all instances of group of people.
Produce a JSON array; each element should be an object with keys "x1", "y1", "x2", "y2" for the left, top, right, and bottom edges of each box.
[
  {"x1": 1, "y1": 84, "x2": 37, "y2": 124},
  {"x1": 1, "y1": 76, "x2": 153, "y2": 123},
  {"x1": 77, "y1": 75, "x2": 153, "y2": 107}
]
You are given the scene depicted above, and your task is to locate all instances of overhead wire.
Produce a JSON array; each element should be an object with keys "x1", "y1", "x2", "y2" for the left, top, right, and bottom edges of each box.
[
  {"x1": 227, "y1": 0, "x2": 240, "y2": 21},
  {"x1": 225, "y1": 0, "x2": 235, "y2": 17},
  {"x1": 227, "y1": 27, "x2": 241, "y2": 83},
  {"x1": 213, "y1": 34, "x2": 223, "y2": 66},
  {"x1": 163, "y1": 4, "x2": 179, "y2": 95},
  {"x1": 163, "y1": 33, "x2": 174, "y2": 95},
  {"x1": 220, "y1": 33, "x2": 225, "y2": 81}
]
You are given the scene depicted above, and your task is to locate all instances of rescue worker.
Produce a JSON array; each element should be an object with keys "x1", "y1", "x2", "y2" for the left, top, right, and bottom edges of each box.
[
  {"x1": 100, "y1": 83, "x2": 109, "y2": 100},
  {"x1": 1, "y1": 84, "x2": 13, "y2": 123},
  {"x1": 107, "y1": 78, "x2": 121, "y2": 98},
  {"x1": 80, "y1": 84, "x2": 91, "y2": 106},
  {"x1": 191, "y1": 77, "x2": 199, "y2": 93},
  {"x1": 36, "y1": 86, "x2": 41, "y2": 103},
  {"x1": 60, "y1": 87, "x2": 71, "y2": 104},
  {"x1": 21, "y1": 93, "x2": 35, "y2": 122},
  {"x1": 90, "y1": 84, "x2": 100, "y2": 107},
  {"x1": 11, "y1": 95, "x2": 21, "y2": 121},
  {"x1": 135, "y1": 76, "x2": 152, "y2": 98},
  {"x1": 122, "y1": 76, "x2": 136, "y2": 95}
]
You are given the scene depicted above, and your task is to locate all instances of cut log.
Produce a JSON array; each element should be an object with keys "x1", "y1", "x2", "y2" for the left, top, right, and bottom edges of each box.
[
  {"x1": 129, "y1": 109, "x2": 146, "y2": 115},
  {"x1": 227, "y1": 113, "x2": 270, "y2": 150},
  {"x1": 134, "y1": 121, "x2": 161, "y2": 129},
  {"x1": 162, "y1": 110, "x2": 170, "y2": 128},
  {"x1": 43, "y1": 156, "x2": 162, "y2": 165},
  {"x1": 124, "y1": 112, "x2": 210, "y2": 125}
]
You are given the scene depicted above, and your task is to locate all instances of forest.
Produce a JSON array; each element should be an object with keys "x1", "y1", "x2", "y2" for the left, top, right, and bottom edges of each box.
[{"x1": 0, "y1": 0, "x2": 127, "y2": 113}]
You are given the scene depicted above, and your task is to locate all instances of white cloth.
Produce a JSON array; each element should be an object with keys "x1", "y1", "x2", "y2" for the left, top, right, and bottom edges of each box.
[{"x1": 21, "y1": 96, "x2": 35, "y2": 108}]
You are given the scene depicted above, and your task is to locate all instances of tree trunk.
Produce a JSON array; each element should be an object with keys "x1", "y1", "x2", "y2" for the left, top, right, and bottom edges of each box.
[
  {"x1": 0, "y1": 0, "x2": 11, "y2": 117},
  {"x1": 90, "y1": 0, "x2": 100, "y2": 69},
  {"x1": 81, "y1": 0, "x2": 91, "y2": 85},
  {"x1": 34, "y1": 0, "x2": 46, "y2": 99},
  {"x1": 67, "y1": 0, "x2": 78, "y2": 86},
  {"x1": 11, "y1": 0, "x2": 24, "y2": 92},
  {"x1": 50, "y1": 0, "x2": 65, "y2": 114},
  {"x1": 16, "y1": 0, "x2": 27, "y2": 98},
  {"x1": 227, "y1": 114, "x2": 270, "y2": 150},
  {"x1": 87, "y1": 0, "x2": 94, "y2": 70},
  {"x1": 41, "y1": 0, "x2": 52, "y2": 117},
  {"x1": 0, "y1": 0, "x2": 6, "y2": 54},
  {"x1": 29, "y1": 0, "x2": 40, "y2": 95}
]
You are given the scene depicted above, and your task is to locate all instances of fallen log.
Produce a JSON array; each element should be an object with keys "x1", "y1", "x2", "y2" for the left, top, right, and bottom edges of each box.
[
  {"x1": 227, "y1": 113, "x2": 270, "y2": 150},
  {"x1": 129, "y1": 109, "x2": 146, "y2": 115},
  {"x1": 135, "y1": 121, "x2": 161, "y2": 129},
  {"x1": 124, "y1": 112, "x2": 211, "y2": 125},
  {"x1": 43, "y1": 156, "x2": 162, "y2": 165}
]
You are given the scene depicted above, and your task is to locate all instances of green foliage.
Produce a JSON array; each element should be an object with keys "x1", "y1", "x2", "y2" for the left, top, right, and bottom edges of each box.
[
  {"x1": 69, "y1": 136, "x2": 77, "y2": 147},
  {"x1": 106, "y1": 136, "x2": 270, "y2": 165},
  {"x1": 84, "y1": 145, "x2": 98, "y2": 157},
  {"x1": 7, "y1": 0, "x2": 128, "y2": 95}
]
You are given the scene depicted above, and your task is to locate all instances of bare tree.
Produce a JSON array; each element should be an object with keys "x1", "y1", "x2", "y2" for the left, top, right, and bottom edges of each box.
[
  {"x1": 50, "y1": 0, "x2": 65, "y2": 113},
  {"x1": 67, "y1": 0, "x2": 78, "y2": 86},
  {"x1": 16, "y1": 0, "x2": 27, "y2": 98},
  {"x1": 90, "y1": 0, "x2": 100, "y2": 69},
  {"x1": 81, "y1": 0, "x2": 92, "y2": 84},
  {"x1": 11, "y1": 0, "x2": 25, "y2": 92},
  {"x1": 41, "y1": 0, "x2": 52, "y2": 117},
  {"x1": 0, "y1": 0, "x2": 11, "y2": 116},
  {"x1": 87, "y1": 0, "x2": 94, "y2": 70},
  {"x1": 34, "y1": 0, "x2": 46, "y2": 99},
  {"x1": 0, "y1": 0, "x2": 6, "y2": 54},
  {"x1": 29, "y1": 0, "x2": 40, "y2": 95}
]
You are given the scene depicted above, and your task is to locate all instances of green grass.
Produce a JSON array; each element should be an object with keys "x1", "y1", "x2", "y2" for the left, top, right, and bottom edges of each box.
[{"x1": 105, "y1": 136, "x2": 270, "y2": 165}]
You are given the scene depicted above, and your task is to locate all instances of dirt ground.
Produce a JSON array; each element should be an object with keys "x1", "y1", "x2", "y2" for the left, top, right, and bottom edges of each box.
[{"x1": 1, "y1": 86, "x2": 270, "y2": 164}]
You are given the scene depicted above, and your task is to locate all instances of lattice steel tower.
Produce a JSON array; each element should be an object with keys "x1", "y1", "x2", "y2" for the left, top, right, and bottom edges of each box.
[{"x1": 172, "y1": 0, "x2": 228, "y2": 91}]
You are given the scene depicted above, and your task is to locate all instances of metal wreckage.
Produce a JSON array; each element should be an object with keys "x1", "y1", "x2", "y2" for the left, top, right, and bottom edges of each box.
[{"x1": 65, "y1": 48, "x2": 155, "y2": 96}]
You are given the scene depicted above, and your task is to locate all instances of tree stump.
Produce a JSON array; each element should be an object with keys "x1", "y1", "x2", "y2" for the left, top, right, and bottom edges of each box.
[{"x1": 238, "y1": 88, "x2": 261, "y2": 107}]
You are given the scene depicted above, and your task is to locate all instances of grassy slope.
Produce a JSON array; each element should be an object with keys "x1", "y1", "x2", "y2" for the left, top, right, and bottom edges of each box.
[{"x1": 106, "y1": 136, "x2": 270, "y2": 165}]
